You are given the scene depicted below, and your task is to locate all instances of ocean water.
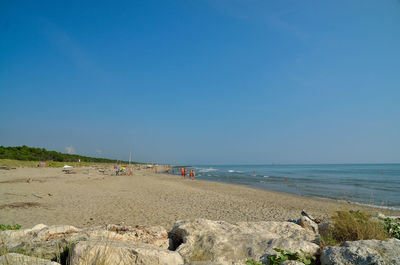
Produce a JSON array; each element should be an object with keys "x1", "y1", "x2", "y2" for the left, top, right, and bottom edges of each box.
[{"x1": 185, "y1": 164, "x2": 400, "y2": 210}]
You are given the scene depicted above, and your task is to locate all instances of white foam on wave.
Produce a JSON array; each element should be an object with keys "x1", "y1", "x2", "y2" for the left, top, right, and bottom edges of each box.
[
  {"x1": 198, "y1": 168, "x2": 218, "y2": 173},
  {"x1": 345, "y1": 200, "x2": 400, "y2": 211},
  {"x1": 264, "y1": 176, "x2": 270, "y2": 178},
  {"x1": 312, "y1": 196, "x2": 400, "y2": 211},
  {"x1": 228, "y1": 170, "x2": 243, "y2": 173}
]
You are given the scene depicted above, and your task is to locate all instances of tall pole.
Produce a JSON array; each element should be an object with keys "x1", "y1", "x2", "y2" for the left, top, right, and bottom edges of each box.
[{"x1": 129, "y1": 152, "x2": 133, "y2": 175}]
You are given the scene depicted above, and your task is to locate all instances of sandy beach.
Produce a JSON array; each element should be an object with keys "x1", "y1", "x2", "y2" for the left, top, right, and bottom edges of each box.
[{"x1": 1, "y1": 166, "x2": 399, "y2": 230}]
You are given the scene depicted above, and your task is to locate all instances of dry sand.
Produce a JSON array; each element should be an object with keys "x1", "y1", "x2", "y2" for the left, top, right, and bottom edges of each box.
[{"x1": 1, "y1": 166, "x2": 399, "y2": 229}]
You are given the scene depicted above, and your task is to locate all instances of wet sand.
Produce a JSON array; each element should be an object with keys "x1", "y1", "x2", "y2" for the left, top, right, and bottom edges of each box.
[{"x1": 0, "y1": 166, "x2": 399, "y2": 229}]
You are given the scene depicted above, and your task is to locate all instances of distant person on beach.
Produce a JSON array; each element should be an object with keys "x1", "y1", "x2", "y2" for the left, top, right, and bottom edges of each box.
[
  {"x1": 181, "y1": 168, "x2": 184, "y2": 178},
  {"x1": 190, "y1": 170, "x2": 195, "y2": 180},
  {"x1": 184, "y1": 168, "x2": 188, "y2": 178}
]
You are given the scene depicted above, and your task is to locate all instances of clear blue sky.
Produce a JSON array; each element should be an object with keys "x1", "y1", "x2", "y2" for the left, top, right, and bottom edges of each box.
[{"x1": 1, "y1": 0, "x2": 399, "y2": 164}]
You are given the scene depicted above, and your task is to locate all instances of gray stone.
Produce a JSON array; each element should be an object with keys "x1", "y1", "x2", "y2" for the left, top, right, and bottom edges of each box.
[
  {"x1": 170, "y1": 219, "x2": 320, "y2": 265},
  {"x1": 321, "y1": 238, "x2": 400, "y2": 265},
  {"x1": 69, "y1": 240, "x2": 184, "y2": 265},
  {"x1": 0, "y1": 253, "x2": 60, "y2": 265}
]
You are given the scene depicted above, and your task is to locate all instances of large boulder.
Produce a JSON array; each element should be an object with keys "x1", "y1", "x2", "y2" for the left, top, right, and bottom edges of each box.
[
  {"x1": 321, "y1": 238, "x2": 400, "y2": 265},
  {"x1": 0, "y1": 225, "x2": 85, "y2": 260},
  {"x1": 0, "y1": 224, "x2": 48, "y2": 248},
  {"x1": 0, "y1": 253, "x2": 60, "y2": 265},
  {"x1": 0, "y1": 223, "x2": 169, "y2": 261},
  {"x1": 69, "y1": 240, "x2": 184, "y2": 265},
  {"x1": 169, "y1": 219, "x2": 320, "y2": 265}
]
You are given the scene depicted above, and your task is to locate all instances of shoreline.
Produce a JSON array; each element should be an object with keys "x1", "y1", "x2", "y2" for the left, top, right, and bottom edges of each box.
[
  {"x1": 175, "y1": 175, "x2": 400, "y2": 212},
  {"x1": 188, "y1": 163, "x2": 400, "y2": 211},
  {"x1": 0, "y1": 166, "x2": 399, "y2": 230},
  {"x1": 177, "y1": 176, "x2": 400, "y2": 214}
]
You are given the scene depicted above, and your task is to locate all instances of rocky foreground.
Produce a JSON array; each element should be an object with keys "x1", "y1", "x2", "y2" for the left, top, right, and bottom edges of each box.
[{"x1": 0, "y1": 212, "x2": 399, "y2": 265}]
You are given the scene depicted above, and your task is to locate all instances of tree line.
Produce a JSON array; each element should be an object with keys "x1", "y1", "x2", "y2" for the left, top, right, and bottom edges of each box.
[{"x1": 0, "y1": 146, "x2": 133, "y2": 164}]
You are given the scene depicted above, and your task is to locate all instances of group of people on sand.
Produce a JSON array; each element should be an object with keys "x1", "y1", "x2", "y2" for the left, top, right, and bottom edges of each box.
[{"x1": 181, "y1": 168, "x2": 195, "y2": 180}]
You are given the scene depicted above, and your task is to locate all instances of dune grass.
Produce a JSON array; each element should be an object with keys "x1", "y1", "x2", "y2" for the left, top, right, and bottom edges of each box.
[{"x1": 320, "y1": 210, "x2": 388, "y2": 246}]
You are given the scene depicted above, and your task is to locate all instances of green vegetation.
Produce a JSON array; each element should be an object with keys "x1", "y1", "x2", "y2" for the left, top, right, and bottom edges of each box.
[
  {"x1": 266, "y1": 248, "x2": 316, "y2": 265},
  {"x1": 320, "y1": 211, "x2": 388, "y2": 246},
  {"x1": 0, "y1": 224, "x2": 21, "y2": 231},
  {"x1": 246, "y1": 248, "x2": 316, "y2": 265},
  {"x1": 381, "y1": 217, "x2": 400, "y2": 239},
  {"x1": 320, "y1": 230, "x2": 337, "y2": 247},
  {"x1": 0, "y1": 145, "x2": 134, "y2": 164},
  {"x1": 0, "y1": 159, "x2": 105, "y2": 168}
]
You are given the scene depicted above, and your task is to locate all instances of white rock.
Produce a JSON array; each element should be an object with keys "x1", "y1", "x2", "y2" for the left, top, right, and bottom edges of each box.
[
  {"x1": 0, "y1": 224, "x2": 48, "y2": 248},
  {"x1": 0, "y1": 223, "x2": 169, "y2": 261},
  {"x1": 170, "y1": 219, "x2": 320, "y2": 265},
  {"x1": 0, "y1": 253, "x2": 60, "y2": 265},
  {"x1": 321, "y1": 238, "x2": 400, "y2": 265},
  {"x1": 35, "y1": 225, "x2": 80, "y2": 241},
  {"x1": 101, "y1": 224, "x2": 169, "y2": 248},
  {"x1": 376, "y1": 213, "x2": 400, "y2": 221},
  {"x1": 31, "y1": 224, "x2": 48, "y2": 231},
  {"x1": 69, "y1": 240, "x2": 184, "y2": 265},
  {"x1": 377, "y1": 213, "x2": 386, "y2": 219}
]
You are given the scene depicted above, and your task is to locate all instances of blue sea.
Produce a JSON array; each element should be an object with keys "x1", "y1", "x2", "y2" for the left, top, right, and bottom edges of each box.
[{"x1": 184, "y1": 164, "x2": 400, "y2": 210}]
